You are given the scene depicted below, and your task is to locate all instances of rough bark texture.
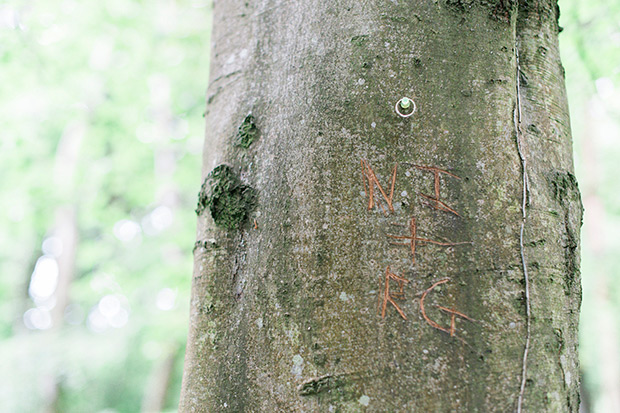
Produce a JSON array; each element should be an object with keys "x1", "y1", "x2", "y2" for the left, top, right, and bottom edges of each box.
[{"x1": 180, "y1": 0, "x2": 582, "y2": 411}]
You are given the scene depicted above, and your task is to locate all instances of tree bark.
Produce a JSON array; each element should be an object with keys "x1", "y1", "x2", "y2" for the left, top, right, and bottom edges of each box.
[{"x1": 180, "y1": 0, "x2": 582, "y2": 411}]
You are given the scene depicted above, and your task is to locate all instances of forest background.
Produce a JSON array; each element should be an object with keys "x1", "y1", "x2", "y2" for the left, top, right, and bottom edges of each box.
[{"x1": 0, "y1": 0, "x2": 618, "y2": 411}]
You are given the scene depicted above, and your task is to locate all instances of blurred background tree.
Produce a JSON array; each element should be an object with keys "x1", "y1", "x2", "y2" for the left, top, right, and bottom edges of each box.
[
  {"x1": 0, "y1": 0, "x2": 617, "y2": 412},
  {"x1": 560, "y1": 1, "x2": 620, "y2": 411},
  {"x1": 0, "y1": 0, "x2": 210, "y2": 411}
]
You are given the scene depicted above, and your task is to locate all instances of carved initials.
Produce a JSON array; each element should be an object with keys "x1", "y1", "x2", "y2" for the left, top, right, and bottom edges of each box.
[
  {"x1": 379, "y1": 266, "x2": 409, "y2": 320},
  {"x1": 361, "y1": 160, "x2": 398, "y2": 214},
  {"x1": 419, "y1": 279, "x2": 472, "y2": 337},
  {"x1": 357, "y1": 158, "x2": 473, "y2": 330},
  {"x1": 410, "y1": 165, "x2": 461, "y2": 216}
]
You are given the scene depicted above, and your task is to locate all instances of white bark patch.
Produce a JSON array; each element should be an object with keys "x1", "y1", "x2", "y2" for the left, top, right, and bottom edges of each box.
[
  {"x1": 358, "y1": 395, "x2": 370, "y2": 406},
  {"x1": 292, "y1": 355, "x2": 304, "y2": 378}
]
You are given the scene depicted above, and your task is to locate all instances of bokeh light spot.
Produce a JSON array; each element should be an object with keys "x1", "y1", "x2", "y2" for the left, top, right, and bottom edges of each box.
[
  {"x1": 23, "y1": 308, "x2": 53, "y2": 330},
  {"x1": 113, "y1": 219, "x2": 141, "y2": 243},
  {"x1": 156, "y1": 288, "x2": 176, "y2": 311},
  {"x1": 28, "y1": 255, "x2": 59, "y2": 300}
]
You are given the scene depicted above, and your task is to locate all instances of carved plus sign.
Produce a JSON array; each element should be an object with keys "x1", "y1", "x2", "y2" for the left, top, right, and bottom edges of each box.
[{"x1": 387, "y1": 217, "x2": 470, "y2": 265}]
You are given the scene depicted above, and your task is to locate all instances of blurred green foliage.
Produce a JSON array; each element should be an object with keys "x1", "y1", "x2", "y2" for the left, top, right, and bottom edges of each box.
[
  {"x1": 0, "y1": 0, "x2": 619, "y2": 411},
  {"x1": 560, "y1": 0, "x2": 620, "y2": 412},
  {"x1": 0, "y1": 0, "x2": 211, "y2": 411}
]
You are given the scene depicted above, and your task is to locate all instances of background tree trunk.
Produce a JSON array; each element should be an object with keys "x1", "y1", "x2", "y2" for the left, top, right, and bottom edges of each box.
[
  {"x1": 141, "y1": 344, "x2": 180, "y2": 413},
  {"x1": 180, "y1": 0, "x2": 582, "y2": 411}
]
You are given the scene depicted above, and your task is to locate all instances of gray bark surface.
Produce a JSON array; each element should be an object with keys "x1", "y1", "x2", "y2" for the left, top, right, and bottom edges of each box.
[{"x1": 180, "y1": 0, "x2": 582, "y2": 411}]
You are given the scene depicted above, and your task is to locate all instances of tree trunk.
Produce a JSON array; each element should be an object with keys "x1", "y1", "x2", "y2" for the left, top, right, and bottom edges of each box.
[
  {"x1": 141, "y1": 344, "x2": 180, "y2": 413},
  {"x1": 180, "y1": 1, "x2": 582, "y2": 411}
]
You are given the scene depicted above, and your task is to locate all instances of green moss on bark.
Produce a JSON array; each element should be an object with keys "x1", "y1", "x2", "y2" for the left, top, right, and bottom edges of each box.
[
  {"x1": 549, "y1": 170, "x2": 580, "y2": 203},
  {"x1": 196, "y1": 164, "x2": 256, "y2": 230},
  {"x1": 235, "y1": 114, "x2": 259, "y2": 149}
]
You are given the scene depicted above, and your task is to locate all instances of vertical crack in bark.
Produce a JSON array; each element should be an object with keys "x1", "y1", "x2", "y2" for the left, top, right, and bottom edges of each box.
[{"x1": 514, "y1": 43, "x2": 531, "y2": 413}]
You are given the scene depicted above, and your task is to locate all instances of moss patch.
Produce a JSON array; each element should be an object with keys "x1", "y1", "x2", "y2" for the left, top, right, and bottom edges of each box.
[
  {"x1": 299, "y1": 374, "x2": 345, "y2": 396},
  {"x1": 548, "y1": 171, "x2": 583, "y2": 296},
  {"x1": 445, "y1": 0, "x2": 475, "y2": 13},
  {"x1": 196, "y1": 164, "x2": 256, "y2": 230},
  {"x1": 350, "y1": 34, "x2": 369, "y2": 47},
  {"x1": 549, "y1": 171, "x2": 580, "y2": 203},
  {"x1": 236, "y1": 114, "x2": 259, "y2": 148}
]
